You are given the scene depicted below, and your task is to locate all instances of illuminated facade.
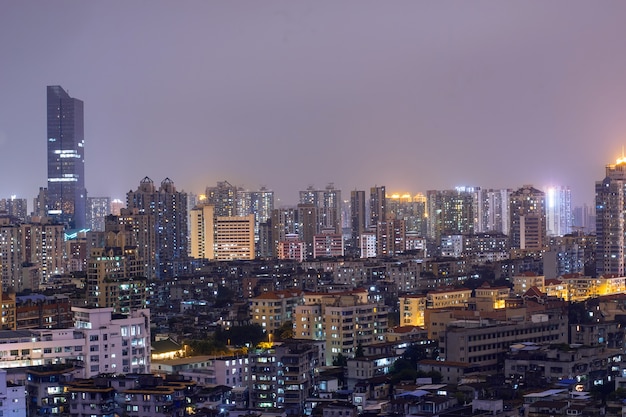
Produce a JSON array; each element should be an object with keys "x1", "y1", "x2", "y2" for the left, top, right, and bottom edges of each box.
[
  {"x1": 474, "y1": 284, "x2": 510, "y2": 309},
  {"x1": 86, "y1": 196, "x2": 110, "y2": 231},
  {"x1": 190, "y1": 204, "x2": 214, "y2": 259},
  {"x1": 190, "y1": 205, "x2": 255, "y2": 260},
  {"x1": 400, "y1": 294, "x2": 426, "y2": 327},
  {"x1": 213, "y1": 215, "x2": 255, "y2": 260},
  {"x1": 512, "y1": 272, "x2": 545, "y2": 296},
  {"x1": 46, "y1": 85, "x2": 86, "y2": 229},
  {"x1": 545, "y1": 185, "x2": 572, "y2": 236},
  {"x1": 426, "y1": 288, "x2": 472, "y2": 309}
]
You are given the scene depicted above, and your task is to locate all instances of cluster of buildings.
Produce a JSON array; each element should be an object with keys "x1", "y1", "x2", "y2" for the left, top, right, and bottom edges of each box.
[{"x1": 6, "y1": 86, "x2": 626, "y2": 416}]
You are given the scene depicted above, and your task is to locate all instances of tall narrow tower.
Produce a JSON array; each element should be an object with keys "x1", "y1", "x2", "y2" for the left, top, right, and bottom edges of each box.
[
  {"x1": 350, "y1": 190, "x2": 366, "y2": 249},
  {"x1": 47, "y1": 86, "x2": 86, "y2": 229},
  {"x1": 369, "y1": 186, "x2": 386, "y2": 229},
  {"x1": 596, "y1": 156, "x2": 626, "y2": 277}
]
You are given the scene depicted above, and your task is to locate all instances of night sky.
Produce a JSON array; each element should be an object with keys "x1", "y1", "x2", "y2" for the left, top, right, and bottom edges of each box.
[{"x1": 2, "y1": 2, "x2": 626, "y2": 207}]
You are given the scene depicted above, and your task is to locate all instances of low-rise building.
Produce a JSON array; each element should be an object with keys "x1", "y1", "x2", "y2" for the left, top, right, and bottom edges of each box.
[
  {"x1": 249, "y1": 290, "x2": 303, "y2": 333},
  {"x1": 0, "y1": 307, "x2": 151, "y2": 378},
  {"x1": 249, "y1": 340, "x2": 319, "y2": 414},
  {"x1": 15, "y1": 293, "x2": 72, "y2": 330},
  {"x1": 442, "y1": 313, "x2": 568, "y2": 373}
]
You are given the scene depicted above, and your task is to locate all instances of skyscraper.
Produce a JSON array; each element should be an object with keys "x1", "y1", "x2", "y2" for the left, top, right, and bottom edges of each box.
[
  {"x1": 595, "y1": 157, "x2": 626, "y2": 277},
  {"x1": 46, "y1": 86, "x2": 86, "y2": 229}
]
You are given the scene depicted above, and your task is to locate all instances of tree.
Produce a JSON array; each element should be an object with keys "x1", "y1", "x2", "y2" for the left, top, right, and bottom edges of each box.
[
  {"x1": 215, "y1": 324, "x2": 265, "y2": 346},
  {"x1": 214, "y1": 285, "x2": 235, "y2": 308},
  {"x1": 332, "y1": 353, "x2": 347, "y2": 367},
  {"x1": 274, "y1": 321, "x2": 294, "y2": 341},
  {"x1": 402, "y1": 344, "x2": 429, "y2": 368},
  {"x1": 355, "y1": 343, "x2": 364, "y2": 358}
]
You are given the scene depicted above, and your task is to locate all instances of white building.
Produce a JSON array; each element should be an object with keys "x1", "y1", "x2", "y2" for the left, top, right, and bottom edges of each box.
[
  {"x1": 360, "y1": 233, "x2": 376, "y2": 258},
  {"x1": 0, "y1": 369, "x2": 25, "y2": 417},
  {"x1": 0, "y1": 307, "x2": 150, "y2": 378},
  {"x1": 153, "y1": 355, "x2": 250, "y2": 388}
]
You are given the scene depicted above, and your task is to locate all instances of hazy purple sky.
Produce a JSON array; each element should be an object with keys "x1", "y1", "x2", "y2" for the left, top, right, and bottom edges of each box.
[{"x1": 2, "y1": 2, "x2": 626, "y2": 207}]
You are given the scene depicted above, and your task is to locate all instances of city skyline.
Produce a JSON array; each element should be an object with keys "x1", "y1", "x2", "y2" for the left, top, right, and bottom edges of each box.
[{"x1": 2, "y1": 3, "x2": 626, "y2": 206}]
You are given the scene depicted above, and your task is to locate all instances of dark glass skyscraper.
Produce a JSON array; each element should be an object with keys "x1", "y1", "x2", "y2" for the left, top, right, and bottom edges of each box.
[{"x1": 47, "y1": 86, "x2": 86, "y2": 229}]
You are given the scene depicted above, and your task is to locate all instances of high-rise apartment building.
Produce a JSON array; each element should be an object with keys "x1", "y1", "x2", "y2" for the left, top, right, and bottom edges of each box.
[
  {"x1": 271, "y1": 207, "x2": 299, "y2": 257},
  {"x1": 238, "y1": 187, "x2": 274, "y2": 256},
  {"x1": 190, "y1": 204, "x2": 255, "y2": 260},
  {"x1": 369, "y1": 186, "x2": 387, "y2": 228},
  {"x1": 426, "y1": 188, "x2": 475, "y2": 254},
  {"x1": 0, "y1": 216, "x2": 65, "y2": 290},
  {"x1": 86, "y1": 196, "x2": 110, "y2": 231},
  {"x1": 46, "y1": 86, "x2": 86, "y2": 229},
  {"x1": 106, "y1": 210, "x2": 156, "y2": 280},
  {"x1": 299, "y1": 184, "x2": 342, "y2": 233},
  {"x1": 596, "y1": 157, "x2": 626, "y2": 276},
  {"x1": 350, "y1": 190, "x2": 366, "y2": 250},
  {"x1": 206, "y1": 180, "x2": 239, "y2": 217},
  {"x1": 110, "y1": 198, "x2": 124, "y2": 216},
  {"x1": 509, "y1": 185, "x2": 546, "y2": 250},
  {"x1": 33, "y1": 187, "x2": 48, "y2": 218},
  {"x1": 474, "y1": 188, "x2": 510, "y2": 234},
  {"x1": 377, "y1": 219, "x2": 406, "y2": 256},
  {"x1": 545, "y1": 186, "x2": 572, "y2": 236},
  {"x1": 87, "y1": 244, "x2": 146, "y2": 314},
  {"x1": 127, "y1": 177, "x2": 188, "y2": 279},
  {"x1": 294, "y1": 289, "x2": 388, "y2": 366},
  {"x1": 298, "y1": 203, "x2": 318, "y2": 259},
  {"x1": 0, "y1": 197, "x2": 27, "y2": 222},
  {"x1": 386, "y1": 193, "x2": 427, "y2": 236}
]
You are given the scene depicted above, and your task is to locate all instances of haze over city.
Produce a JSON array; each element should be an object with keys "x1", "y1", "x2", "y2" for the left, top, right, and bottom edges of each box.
[{"x1": 2, "y1": 2, "x2": 626, "y2": 206}]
